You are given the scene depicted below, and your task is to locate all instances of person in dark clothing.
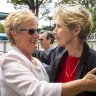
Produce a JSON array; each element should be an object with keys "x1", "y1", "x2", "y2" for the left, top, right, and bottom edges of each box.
[
  {"x1": 32, "y1": 4, "x2": 96, "y2": 96},
  {"x1": 38, "y1": 31, "x2": 55, "y2": 71}
]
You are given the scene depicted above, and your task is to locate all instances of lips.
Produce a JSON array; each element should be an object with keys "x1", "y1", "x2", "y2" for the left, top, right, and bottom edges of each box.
[
  {"x1": 56, "y1": 38, "x2": 60, "y2": 40},
  {"x1": 29, "y1": 39, "x2": 37, "y2": 43}
]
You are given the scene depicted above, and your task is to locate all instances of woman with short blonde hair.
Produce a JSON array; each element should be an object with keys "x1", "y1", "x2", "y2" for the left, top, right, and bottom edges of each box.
[{"x1": 32, "y1": 4, "x2": 96, "y2": 96}]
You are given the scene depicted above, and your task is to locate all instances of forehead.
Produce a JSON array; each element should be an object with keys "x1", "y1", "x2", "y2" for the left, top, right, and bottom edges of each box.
[
  {"x1": 54, "y1": 17, "x2": 64, "y2": 26},
  {"x1": 21, "y1": 19, "x2": 38, "y2": 28},
  {"x1": 40, "y1": 33, "x2": 46, "y2": 38}
]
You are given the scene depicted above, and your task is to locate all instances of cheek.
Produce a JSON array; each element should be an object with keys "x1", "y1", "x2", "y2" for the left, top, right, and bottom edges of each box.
[
  {"x1": 41, "y1": 41, "x2": 45, "y2": 46},
  {"x1": 58, "y1": 30, "x2": 67, "y2": 39},
  {"x1": 59, "y1": 31, "x2": 72, "y2": 44},
  {"x1": 41, "y1": 42, "x2": 43, "y2": 45},
  {"x1": 63, "y1": 33, "x2": 72, "y2": 42}
]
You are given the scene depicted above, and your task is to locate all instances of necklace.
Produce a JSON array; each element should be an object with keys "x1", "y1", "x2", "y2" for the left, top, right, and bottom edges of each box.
[{"x1": 66, "y1": 59, "x2": 79, "y2": 77}]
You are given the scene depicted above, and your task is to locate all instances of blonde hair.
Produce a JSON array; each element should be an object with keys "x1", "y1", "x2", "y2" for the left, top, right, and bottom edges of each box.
[
  {"x1": 4, "y1": 9, "x2": 38, "y2": 46},
  {"x1": 53, "y1": 4, "x2": 93, "y2": 41}
]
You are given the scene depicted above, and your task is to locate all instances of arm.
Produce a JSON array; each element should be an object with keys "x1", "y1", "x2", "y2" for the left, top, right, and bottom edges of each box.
[
  {"x1": 61, "y1": 68, "x2": 96, "y2": 96},
  {"x1": 32, "y1": 47, "x2": 56, "y2": 65},
  {"x1": 2, "y1": 52, "x2": 96, "y2": 96},
  {"x1": 1, "y1": 53, "x2": 62, "y2": 96}
]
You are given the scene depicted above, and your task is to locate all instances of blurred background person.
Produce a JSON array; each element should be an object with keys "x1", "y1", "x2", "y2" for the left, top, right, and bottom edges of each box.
[
  {"x1": 38, "y1": 31, "x2": 55, "y2": 71},
  {"x1": 39, "y1": 31, "x2": 55, "y2": 50}
]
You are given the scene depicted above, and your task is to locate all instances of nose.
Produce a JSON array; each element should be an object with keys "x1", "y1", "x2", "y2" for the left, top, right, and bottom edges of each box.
[
  {"x1": 34, "y1": 31, "x2": 39, "y2": 38},
  {"x1": 52, "y1": 28, "x2": 57, "y2": 34}
]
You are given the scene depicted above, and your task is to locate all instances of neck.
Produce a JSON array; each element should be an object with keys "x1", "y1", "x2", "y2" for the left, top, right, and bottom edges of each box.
[
  {"x1": 66, "y1": 40, "x2": 84, "y2": 57},
  {"x1": 44, "y1": 44, "x2": 52, "y2": 50},
  {"x1": 15, "y1": 46, "x2": 32, "y2": 61}
]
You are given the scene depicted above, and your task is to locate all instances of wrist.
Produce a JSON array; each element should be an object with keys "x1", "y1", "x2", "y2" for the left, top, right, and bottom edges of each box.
[
  {"x1": 61, "y1": 79, "x2": 86, "y2": 96},
  {"x1": 80, "y1": 79, "x2": 86, "y2": 92}
]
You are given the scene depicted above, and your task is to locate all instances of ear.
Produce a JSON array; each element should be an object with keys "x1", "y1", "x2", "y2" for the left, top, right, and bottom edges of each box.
[
  {"x1": 48, "y1": 38, "x2": 52, "y2": 43},
  {"x1": 74, "y1": 26, "x2": 81, "y2": 37},
  {"x1": 10, "y1": 31, "x2": 18, "y2": 41}
]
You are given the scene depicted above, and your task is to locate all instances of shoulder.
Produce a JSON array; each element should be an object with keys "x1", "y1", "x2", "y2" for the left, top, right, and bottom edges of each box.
[
  {"x1": 89, "y1": 48, "x2": 96, "y2": 57},
  {"x1": 0, "y1": 50, "x2": 31, "y2": 69},
  {"x1": 83, "y1": 42, "x2": 96, "y2": 58},
  {"x1": 48, "y1": 46, "x2": 66, "y2": 54},
  {"x1": 1, "y1": 50, "x2": 25, "y2": 62},
  {"x1": 85, "y1": 45, "x2": 96, "y2": 65}
]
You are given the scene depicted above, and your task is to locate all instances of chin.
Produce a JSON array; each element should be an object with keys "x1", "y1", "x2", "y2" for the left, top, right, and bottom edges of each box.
[
  {"x1": 34, "y1": 46, "x2": 37, "y2": 50},
  {"x1": 57, "y1": 43, "x2": 65, "y2": 47}
]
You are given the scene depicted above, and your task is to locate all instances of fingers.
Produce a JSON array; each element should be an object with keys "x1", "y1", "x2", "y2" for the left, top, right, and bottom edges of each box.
[{"x1": 88, "y1": 68, "x2": 96, "y2": 74}]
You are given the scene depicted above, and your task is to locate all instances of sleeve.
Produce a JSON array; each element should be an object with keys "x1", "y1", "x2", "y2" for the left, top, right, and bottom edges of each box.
[
  {"x1": 32, "y1": 47, "x2": 56, "y2": 65},
  {"x1": 1, "y1": 55, "x2": 62, "y2": 96}
]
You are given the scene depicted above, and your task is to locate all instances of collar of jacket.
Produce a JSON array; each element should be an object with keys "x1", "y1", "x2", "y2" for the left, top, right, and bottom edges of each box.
[
  {"x1": 49, "y1": 42, "x2": 90, "y2": 81},
  {"x1": 75, "y1": 42, "x2": 90, "y2": 79},
  {"x1": 61, "y1": 42, "x2": 90, "y2": 79}
]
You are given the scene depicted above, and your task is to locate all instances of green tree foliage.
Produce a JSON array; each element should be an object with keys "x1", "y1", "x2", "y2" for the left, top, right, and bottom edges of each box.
[
  {"x1": 75, "y1": 0, "x2": 96, "y2": 8},
  {"x1": 60, "y1": 0, "x2": 96, "y2": 8},
  {"x1": 42, "y1": 24, "x2": 55, "y2": 31},
  {"x1": 60, "y1": 0, "x2": 72, "y2": 3},
  {"x1": 92, "y1": 8, "x2": 96, "y2": 33},
  {"x1": 8, "y1": 0, "x2": 52, "y2": 17},
  {"x1": 0, "y1": 22, "x2": 4, "y2": 33}
]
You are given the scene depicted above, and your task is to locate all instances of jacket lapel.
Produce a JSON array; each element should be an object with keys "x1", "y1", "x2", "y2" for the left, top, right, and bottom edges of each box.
[
  {"x1": 75, "y1": 42, "x2": 89, "y2": 79},
  {"x1": 49, "y1": 47, "x2": 67, "y2": 82}
]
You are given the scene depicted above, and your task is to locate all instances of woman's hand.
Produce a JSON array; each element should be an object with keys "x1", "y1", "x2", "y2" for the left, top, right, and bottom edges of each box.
[
  {"x1": 61, "y1": 68, "x2": 96, "y2": 96},
  {"x1": 82, "y1": 68, "x2": 96, "y2": 92}
]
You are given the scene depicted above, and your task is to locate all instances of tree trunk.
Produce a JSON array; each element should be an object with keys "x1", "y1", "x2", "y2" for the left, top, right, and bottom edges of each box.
[{"x1": 36, "y1": 0, "x2": 39, "y2": 17}]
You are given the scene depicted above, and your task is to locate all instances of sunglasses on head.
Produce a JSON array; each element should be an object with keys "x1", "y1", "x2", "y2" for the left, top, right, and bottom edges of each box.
[{"x1": 20, "y1": 28, "x2": 40, "y2": 35}]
